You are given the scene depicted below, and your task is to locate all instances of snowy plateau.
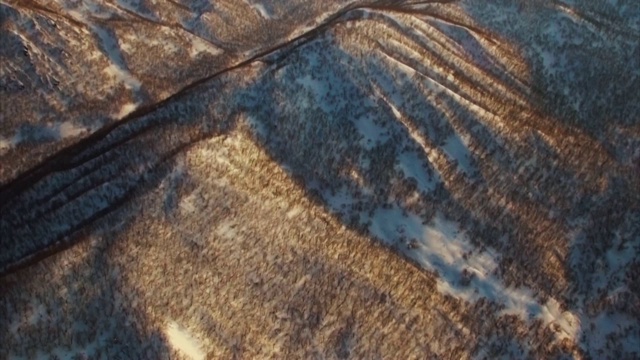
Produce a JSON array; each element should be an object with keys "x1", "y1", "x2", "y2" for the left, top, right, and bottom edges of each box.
[{"x1": 1, "y1": 0, "x2": 639, "y2": 359}]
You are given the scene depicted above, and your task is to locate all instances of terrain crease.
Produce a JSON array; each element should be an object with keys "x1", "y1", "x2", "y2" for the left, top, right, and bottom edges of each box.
[{"x1": 0, "y1": 1, "x2": 448, "y2": 276}]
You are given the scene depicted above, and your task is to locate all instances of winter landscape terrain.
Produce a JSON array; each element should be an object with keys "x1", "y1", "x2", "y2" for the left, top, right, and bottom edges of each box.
[{"x1": 1, "y1": 0, "x2": 639, "y2": 359}]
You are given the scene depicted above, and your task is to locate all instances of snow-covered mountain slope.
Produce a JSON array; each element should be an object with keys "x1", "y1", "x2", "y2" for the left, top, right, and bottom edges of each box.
[
  {"x1": 0, "y1": 0, "x2": 367, "y2": 182},
  {"x1": 1, "y1": 0, "x2": 639, "y2": 358}
]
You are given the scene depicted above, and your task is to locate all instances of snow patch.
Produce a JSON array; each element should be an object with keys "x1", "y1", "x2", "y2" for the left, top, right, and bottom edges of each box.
[
  {"x1": 369, "y1": 208, "x2": 495, "y2": 285},
  {"x1": 395, "y1": 151, "x2": 438, "y2": 192},
  {"x1": 179, "y1": 193, "x2": 198, "y2": 214},
  {"x1": 352, "y1": 114, "x2": 389, "y2": 149},
  {"x1": 286, "y1": 205, "x2": 304, "y2": 219},
  {"x1": 215, "y1": 220, "x2": 237, "y2": 240},
  {"x1": 58, "y1": 121, "x2": 88, "y2": 138},
  {"x1": 103, "y1": 63, "x2": 141, "y2": 90},
  {"x1": 86, "y1": 25, "x2": 142, "y2": 91},
  {"x1": 165, "y1": 321, "x2": 205, "y2": 360},
  {"x1": 0, "y1": 137, "x2": 11, "y2": 153},
  {"x1": 442, "y1": 132, "x2": 474, "y2": 175},
  {"x1": 241, "y1": 0, "x2": 274, "y2": 19},
  {"x1": 116, "y1": 102, "x2": 139, "y2": 118},
  {"x1": 7, "y1": 122, "x2": 88, "y2": 147},
  {"x1": 190, "y1": 37, "x2": 223, "y2": 58},
  {"x1": 539, "y1": 298, "x2": 581, "y2": 340},
  {"x1": 368, "y1": 206, "x2": 580, "y2": 342},
  {"x1": 295, "y1": 73, "x2": 334, "y2": 112}
]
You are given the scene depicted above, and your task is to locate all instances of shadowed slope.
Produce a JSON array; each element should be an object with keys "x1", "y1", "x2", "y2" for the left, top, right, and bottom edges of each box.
[{"x1": 1, "y1": 0, "x2": 638, "y2": 358}]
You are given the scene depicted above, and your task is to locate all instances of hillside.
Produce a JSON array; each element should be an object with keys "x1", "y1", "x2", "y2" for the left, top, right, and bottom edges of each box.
[{"x1": 1, "y1": 0, "x2": 639, "y2": 358}]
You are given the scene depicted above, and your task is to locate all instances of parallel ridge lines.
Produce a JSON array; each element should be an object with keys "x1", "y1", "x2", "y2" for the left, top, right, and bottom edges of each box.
[{"x1": 0, "y1": 1, "x2": 450, "y2": 277}]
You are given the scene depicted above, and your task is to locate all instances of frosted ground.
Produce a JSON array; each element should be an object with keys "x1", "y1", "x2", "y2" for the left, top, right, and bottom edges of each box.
[{"x1": 1, "y1": 0, "x2": 639, "y2": 359}]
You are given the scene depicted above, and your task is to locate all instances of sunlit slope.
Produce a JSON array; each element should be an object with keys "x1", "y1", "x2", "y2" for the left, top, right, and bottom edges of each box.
[
  {"x1": 1, "y1": 0, "x2": 639, "y2": 359},
  {"x1": 0, "y1": 0, "x2": 367, "y2": 182}
]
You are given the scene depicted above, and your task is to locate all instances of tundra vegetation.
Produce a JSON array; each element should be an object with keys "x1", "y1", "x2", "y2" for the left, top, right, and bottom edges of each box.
[{"x1": 1, "y1": 0, "x2": 638, "y2": 359}]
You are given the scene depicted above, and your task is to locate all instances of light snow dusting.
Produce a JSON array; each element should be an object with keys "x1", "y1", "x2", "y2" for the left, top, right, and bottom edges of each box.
[
  {"x1": 353, "y1": 114, "x2": 389, "y2": 149},
  {"x1": 0, "y1": 137, "x2": 11, "y2": 154},
  {"x1": 442, "y1": 133, "x2": 474, "y2": 175},
  {"x1": 165, "y1": 321, "x2": 206, "y2": 360},
  {"x1": 57, "y1": 121, "x2": 88, "y2": 138},
  {"x1": 102, "y1": 63, "x2": 141, "y2": 90},
  {"x1": 286, "y1": 205, "x2": 304, "y2": 219},
  {"x1": 60, "y1": 3, "x2": 143, "y2": 92},
  {"x1": 241, "y1": 0, "x2": 274, "y2": 19},
  {"x1": 116, "y1": 102, "x2": 139, "y2": 119},
  {"x1": 189, "y1": 37, "x2": 223, "y2": 58},
  {"x1": 3, "y1": 121, "x2": 89, "y2": 149},
  {"x1": 395, "y1": 151, "x2": 438, "y2": 192}
]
